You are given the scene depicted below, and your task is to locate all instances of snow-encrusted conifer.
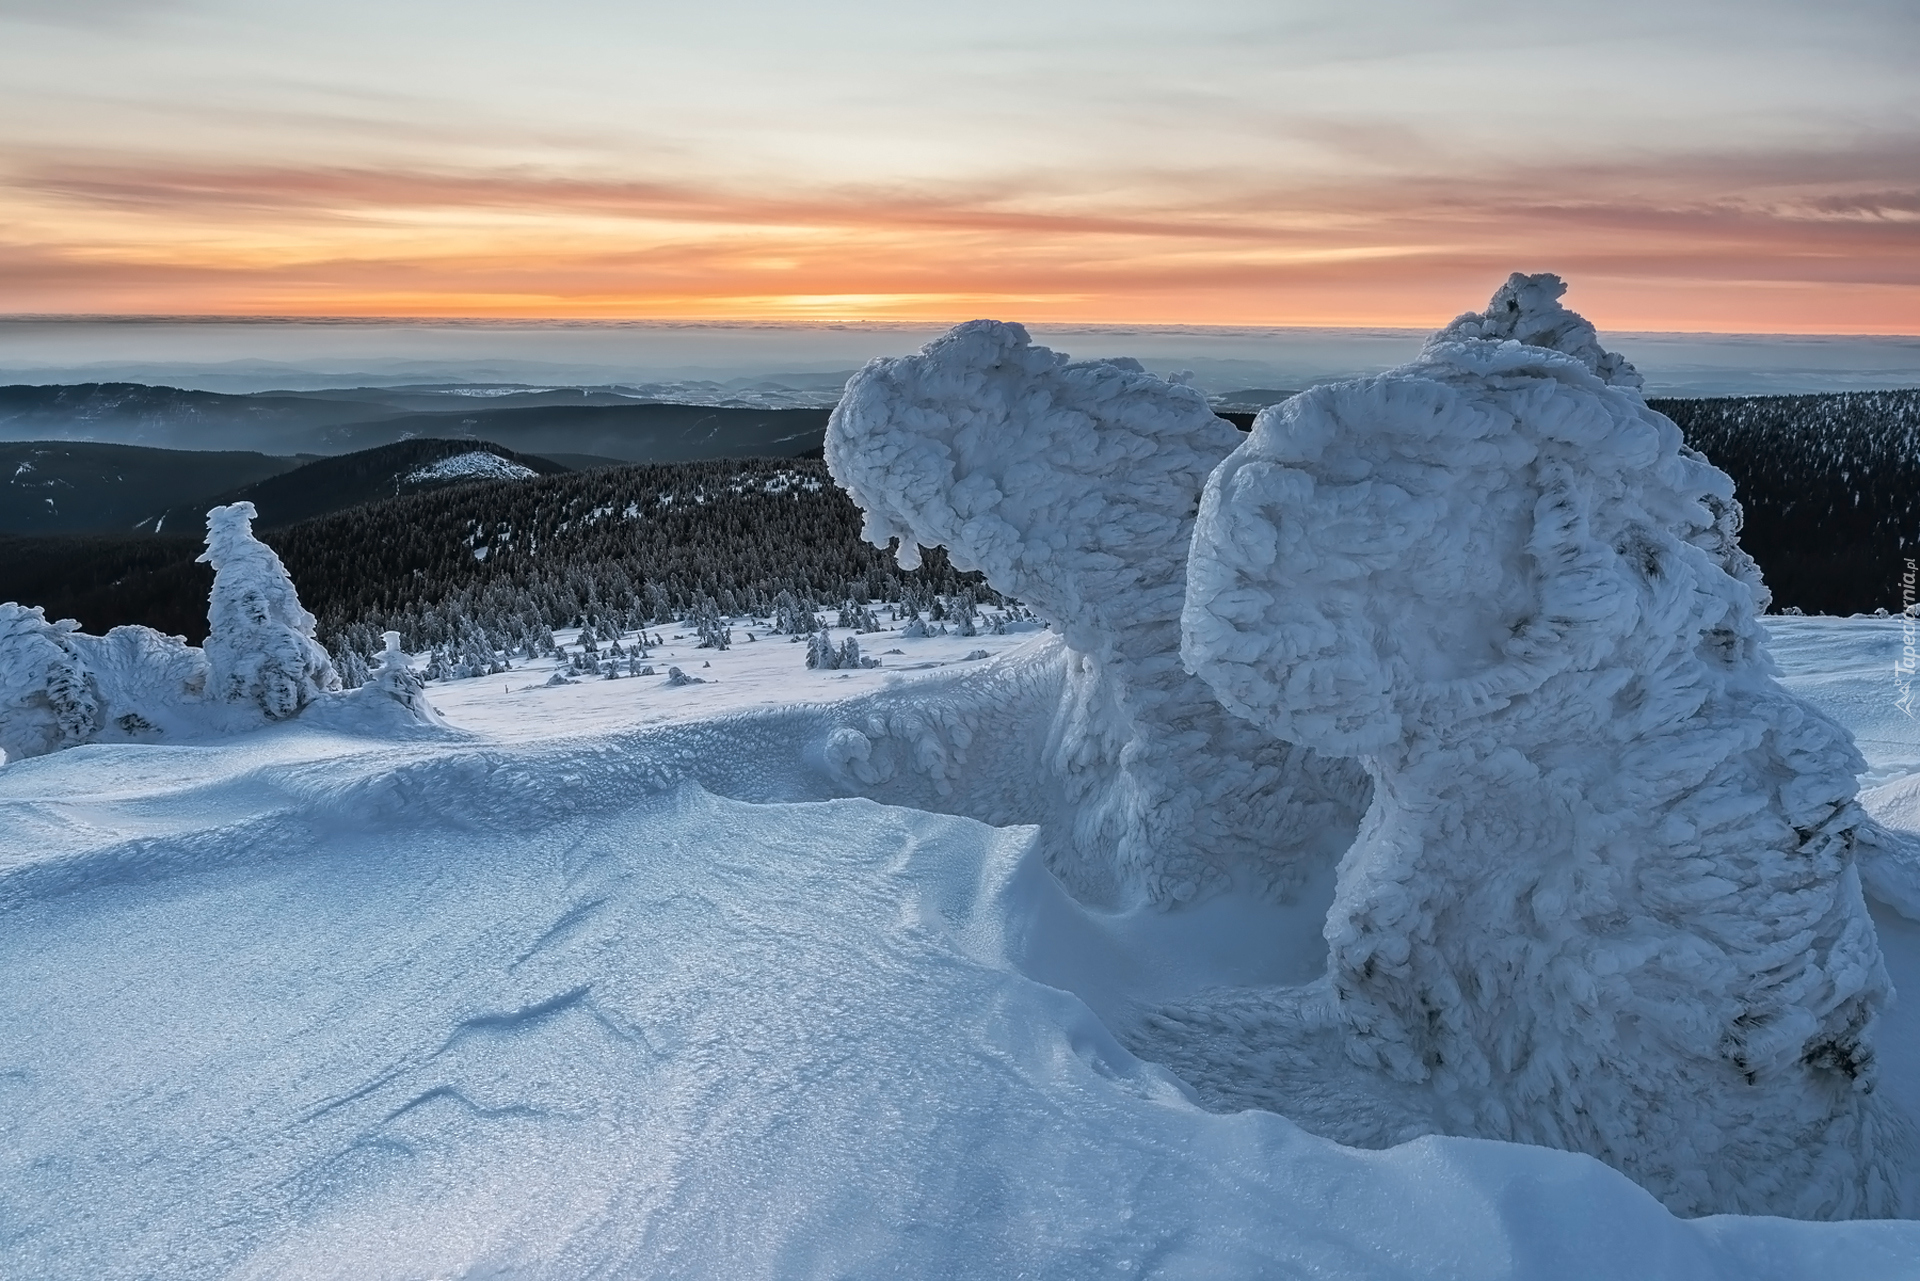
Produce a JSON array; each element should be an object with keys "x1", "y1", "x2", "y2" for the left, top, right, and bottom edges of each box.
[
  {"x1": 198, "y1": 502, "x2": 339, "y2": 721},
  {"x1": 1171, "y1": 273, "x2": 1906, "y2": 1219},
  {"x1": 806, "y1": 631, "x2": 837, "y2": 670},
  {"x1": 827, "y1": 319, "x2": 1367, "y2": 907},
  {"x1": 0, "y1": 605, "x2": 101, "y2": 761},
  {"x1": 349, "y1": 631, "x2": 444, "y2": 725},
  {"x1": 335, "y1": 645, "x2": 371, "y2": 691}
]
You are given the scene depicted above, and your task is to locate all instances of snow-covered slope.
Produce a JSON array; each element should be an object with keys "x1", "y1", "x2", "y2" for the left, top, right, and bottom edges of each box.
[{"x1": 1, "y1": 612, "x2": 1918, "y2": 1278}]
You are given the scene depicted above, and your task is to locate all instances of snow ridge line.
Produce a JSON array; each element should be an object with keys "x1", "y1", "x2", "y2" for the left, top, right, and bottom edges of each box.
[{"x1": 0, "y1": 648, "x2": 1067, "y2": 909}]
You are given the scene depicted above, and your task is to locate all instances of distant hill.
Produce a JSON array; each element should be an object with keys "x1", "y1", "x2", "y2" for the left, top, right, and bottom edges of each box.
[
  {"x1": 150, "y1": 438, "x2": 571, "y2": 532},
  {"x1": 0, "y1": 381, "x2": 832, "y2": 460},
  {"x1": 312, "y1": 403, "x2": 832, "y2": 463},
  {"x1": 1, "y1": 440, "x2": 304, "y2": 534},
  {"x1": 0, "y1": 456, "x2": 983, "y2": 647},
  {"x1": 0, "y1": 383, "x2": 382, "y2": 451}
]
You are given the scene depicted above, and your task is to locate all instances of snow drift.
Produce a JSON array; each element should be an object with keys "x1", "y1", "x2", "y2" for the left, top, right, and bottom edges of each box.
[
  {"x1": 827, "y1": 320, "x2": 1367, "y2": 908},
  {"x1": 4, "y1": 645, "x2": 1920, "y2": 1278},
  {"x1": 1172, "y1": 273, "x2": 1908, "y2": 1218}
]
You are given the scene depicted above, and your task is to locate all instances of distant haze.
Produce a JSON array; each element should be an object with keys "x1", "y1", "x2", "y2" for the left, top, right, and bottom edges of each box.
[{"x1": 2, "y1": 319, "x2": 1917, "y2": 399}]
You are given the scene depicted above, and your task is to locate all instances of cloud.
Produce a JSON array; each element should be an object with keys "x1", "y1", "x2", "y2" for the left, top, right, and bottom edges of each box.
[
  {"x1": 1, "y1": 132, "x2": 1916, "y2": 330},
  {"x1": 0, "y1": 0, "x2": 187, "y2": 28}
]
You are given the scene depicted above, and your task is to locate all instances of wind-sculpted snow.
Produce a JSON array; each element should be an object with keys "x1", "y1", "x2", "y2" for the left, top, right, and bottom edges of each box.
[
  {"x1": 827, "y1": 319, "x2": 1367, "y2": 907},
  {"x1": 4, "y1": 693, "x2": 1920, "y2": 1278},
  {"x1": 1174, "y1": 273, "x2": 1909, "y2": 1219}
]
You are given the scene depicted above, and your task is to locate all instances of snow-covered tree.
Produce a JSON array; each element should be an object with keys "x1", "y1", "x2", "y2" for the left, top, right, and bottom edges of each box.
[
  {"x1": 827, "y1": 319, "x2": 1368, "y2": 907},
  {"x1": 198, "y1": 502, "x2": 339, "y2": 720},
  {"x1": 1171, "y1": 272, "x2": 1904, "y2": 1219},
  {"x1": 805, "y1": 630, "x2": 836, "y2": 670},
  {"x1": 690, "y1": 595, "x2": 731, "y2": 650},
  {"x1": 334, "y1": 645, "x2": 372, "y2": 690},
  {"x1": 0, "y1": 605, "x2": 100, "y2": 761},
  {"x1": 772, "y1": 591, "x2": 822, "y2": 636},
  {"x1": 837, "y1": 600, "x2": 881, "y2": 633},
  {"x1": 348, "y1": 631, "x2": 443, "y2": 725},
  {"x1": 950, "y1": 591, "x2": 979, "y2": 638}
]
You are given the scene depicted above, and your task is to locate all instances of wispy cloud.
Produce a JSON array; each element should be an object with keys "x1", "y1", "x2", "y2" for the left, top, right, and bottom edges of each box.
[{"x1": 0, "y1": 2, "x2": 1914, "y2": 328}]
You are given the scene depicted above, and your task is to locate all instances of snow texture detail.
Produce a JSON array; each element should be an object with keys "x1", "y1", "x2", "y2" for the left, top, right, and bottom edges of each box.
[
  {"x1": 827, "y1": 319, "x2": 1369, "y2": 908},
  {"x1": 199, "y1": 501, "x2": 340, "y2": 720},
  {"x1": 1176, "y1": 273, "x2": 1910, "y2": 1219}
]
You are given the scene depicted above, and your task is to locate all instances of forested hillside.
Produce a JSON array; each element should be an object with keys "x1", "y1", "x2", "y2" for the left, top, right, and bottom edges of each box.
[
  {"x1": 276, "y1": 456, "x2": 985, "y2": 662},
  {"x1": 0, "y1": 457, "x2": 985, "y2": 661},
  {"x1": 3, "y1": 391, "x2": 1915, "y2": 664},
  {"x1": 1650, "y1": 389, "x2": 1920, "y2": 617},
  {"x1": 151, "y1": 438, "x2": 570, "y2": 531},
  {"x1": 1, "y1": 440, "x2": 303, "y2": 534}
]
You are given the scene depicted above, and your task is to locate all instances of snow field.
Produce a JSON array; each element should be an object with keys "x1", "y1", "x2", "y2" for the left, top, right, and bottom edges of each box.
[
  {"x1": 427, "y1": 615, "x2": 1048, "y2": 739},
  {"x1": 2, "y1": 641, "x2": 1918, "y2": 1277}
]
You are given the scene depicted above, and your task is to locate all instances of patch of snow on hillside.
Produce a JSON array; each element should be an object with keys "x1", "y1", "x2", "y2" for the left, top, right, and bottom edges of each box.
[{"x1": 404, "y1": 451, "x2": 538, "y2": 484}]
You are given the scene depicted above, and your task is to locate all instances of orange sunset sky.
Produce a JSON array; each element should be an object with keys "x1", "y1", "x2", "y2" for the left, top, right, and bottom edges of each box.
[{"x1": 2, "y1": 0, "x2": 1915, "y2": 333}]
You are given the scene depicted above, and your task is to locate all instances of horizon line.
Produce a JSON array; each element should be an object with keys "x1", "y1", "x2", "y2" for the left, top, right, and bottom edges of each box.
[{"x1": 4, "y1": 314, "x2": 1919, "y2": 341}]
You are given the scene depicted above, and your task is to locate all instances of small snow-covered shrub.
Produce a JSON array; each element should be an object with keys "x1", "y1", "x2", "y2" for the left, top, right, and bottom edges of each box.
[
  {"x1": 0, "y1": 604, "x2": 215, "y2": 761},
  {"x1": 0, "y1": 606, "x2": 102, "y2": 761}
]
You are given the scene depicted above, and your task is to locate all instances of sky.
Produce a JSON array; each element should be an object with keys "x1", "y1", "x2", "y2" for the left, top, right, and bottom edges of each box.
[{"x1": 0, "y1": 0, "x2": 1916, "y2": 332}]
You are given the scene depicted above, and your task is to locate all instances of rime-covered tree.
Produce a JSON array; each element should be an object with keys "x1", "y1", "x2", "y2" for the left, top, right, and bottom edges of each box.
[{"x1": 198, "y1": 502, "x2": 339, "y2": 720}]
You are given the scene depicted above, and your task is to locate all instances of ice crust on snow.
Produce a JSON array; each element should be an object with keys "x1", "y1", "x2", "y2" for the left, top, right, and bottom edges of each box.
[
  {"x1": 1171, "y1": 273, "x2": 1908, "y2": 1218},
  {"x1": 827, "y1": 319, "x2": 1368, "y2": 907}
]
